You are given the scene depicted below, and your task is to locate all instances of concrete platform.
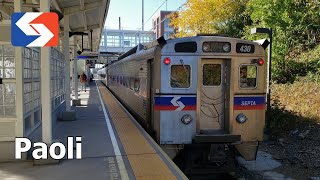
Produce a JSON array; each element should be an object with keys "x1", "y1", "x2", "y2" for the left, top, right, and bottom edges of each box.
[{"x1": 0, "y1": 82, "x2": 187, "y2": 180}]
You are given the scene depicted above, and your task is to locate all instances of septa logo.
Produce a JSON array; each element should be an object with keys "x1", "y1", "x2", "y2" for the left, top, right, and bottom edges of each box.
[{"x1": 11, "y1": 12, "x2": 58, "y2": 47}]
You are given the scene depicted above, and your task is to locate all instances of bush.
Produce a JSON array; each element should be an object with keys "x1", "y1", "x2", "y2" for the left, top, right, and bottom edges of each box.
[
  {"x1": 269, "y1": 80, "x2": 320, "y2": 139},
  {"x1": 269, "y1": 96, "x2": 310, "y2": 139},
  {"x1": 272, "y1": 59, "x2": 320, "y2": 84}
]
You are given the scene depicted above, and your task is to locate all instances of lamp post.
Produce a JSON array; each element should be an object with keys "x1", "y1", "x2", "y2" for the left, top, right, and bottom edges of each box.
[{"x1": 251, "y1": 27, "x2": 272, "y2": 134}]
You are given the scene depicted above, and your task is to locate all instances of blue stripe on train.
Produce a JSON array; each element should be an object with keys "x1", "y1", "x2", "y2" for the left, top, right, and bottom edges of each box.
[{"x1": 154, "y1": 97, "x2": 196, "y2": 106}]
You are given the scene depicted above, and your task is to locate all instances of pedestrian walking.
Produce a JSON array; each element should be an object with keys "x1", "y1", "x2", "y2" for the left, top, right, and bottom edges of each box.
[{"x1": 80, "y1": 72, "x2": 87, "y2": 92}]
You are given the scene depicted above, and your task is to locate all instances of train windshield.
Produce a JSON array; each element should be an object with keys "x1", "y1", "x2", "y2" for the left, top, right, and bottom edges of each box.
[
  {"x1": 239, "y1": 65, "x2": 257, "y2": 88},
  {"x1": 170, "y1": 65, "x2": 191, "y2": 88}
]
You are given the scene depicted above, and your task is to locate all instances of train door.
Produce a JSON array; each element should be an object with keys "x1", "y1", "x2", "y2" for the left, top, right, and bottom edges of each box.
[{"x1": 198, "y1": 59, "x2": 226, "y2": 133}]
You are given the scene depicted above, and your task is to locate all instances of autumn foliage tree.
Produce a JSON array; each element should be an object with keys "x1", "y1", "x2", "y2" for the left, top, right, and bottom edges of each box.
[
  {"x1": 169, "y1": 0, "x2": 248, "y2": 38},
  {"x1": 169, "y1": 0, "x2": 320, "y2": 83}
]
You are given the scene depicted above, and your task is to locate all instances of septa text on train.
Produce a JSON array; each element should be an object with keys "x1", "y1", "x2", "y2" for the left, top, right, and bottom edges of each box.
[{"x1": 241, "y1": 101, "x2": 257, "y2": 106}]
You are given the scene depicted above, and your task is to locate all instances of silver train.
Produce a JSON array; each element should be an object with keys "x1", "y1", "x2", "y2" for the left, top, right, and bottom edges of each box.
[{"x1": 98, "y1": 35, "x2": 267, "y2": 174}]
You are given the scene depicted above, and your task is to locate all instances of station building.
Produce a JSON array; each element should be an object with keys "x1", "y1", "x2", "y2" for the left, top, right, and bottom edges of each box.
[{"x1": 0, "y1": 0, "x2": 110, "y2": 161}]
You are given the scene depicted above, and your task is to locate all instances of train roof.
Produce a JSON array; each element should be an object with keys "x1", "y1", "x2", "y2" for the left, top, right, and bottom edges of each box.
[{"x1": 110, "y1": 35, "x2": 266, "y2": 66}]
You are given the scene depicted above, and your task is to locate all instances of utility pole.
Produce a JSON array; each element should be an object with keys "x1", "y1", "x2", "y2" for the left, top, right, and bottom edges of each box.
[
  {"x1": 142, "y1": 0, "x2": 144, "y2": 31},
  {"x1": 166, "y1": 0, "x2": 168, "y2": 11},
  {"x1": 251, "y1": 27, "x2": 273, "y2": 134}
]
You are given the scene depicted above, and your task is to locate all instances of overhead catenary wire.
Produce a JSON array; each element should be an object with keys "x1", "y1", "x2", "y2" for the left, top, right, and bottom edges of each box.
[{"x1": 143, "y1": 0, "x2": 168, "y2": 29}]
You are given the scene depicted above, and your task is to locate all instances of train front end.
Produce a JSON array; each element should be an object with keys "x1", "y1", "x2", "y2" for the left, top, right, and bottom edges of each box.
[{"x1": 153, "y1": 36, "x2": 267, "y2": 173}]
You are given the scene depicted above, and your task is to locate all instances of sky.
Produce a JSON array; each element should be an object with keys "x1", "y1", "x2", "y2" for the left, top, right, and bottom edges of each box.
[{"x1": 105, "y1": 0, "x2": 186, "y2": 31}]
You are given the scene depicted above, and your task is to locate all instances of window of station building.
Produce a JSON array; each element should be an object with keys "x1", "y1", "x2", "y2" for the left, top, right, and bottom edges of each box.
[
  {"x1": 170, "y1": 65, "x2": 191, "y2": 88},
  {"x1": 164, "y1": 19, "x2": 169, "y2": 28},
  {"x1": 124, "y1": 35, "x2": 136, "y2": 47},
  {"x1": 106, "y1": 35, "x2": 121, "y2": 47},
  {"x1": 100, "y1": 35, "x2": 105, "y2": 46},
  {"x1": 0, "y1": 45, "x2": 15, "y2": 79},
  {"x1": 203, "y1": 64, "x2": 221, "y2": 86},
  {"x1": 239, "y1": 65, "x2": 257, "y2": 88},
  {"x1": 140, "y1": 35, "x2": 152, "y2": 44}
]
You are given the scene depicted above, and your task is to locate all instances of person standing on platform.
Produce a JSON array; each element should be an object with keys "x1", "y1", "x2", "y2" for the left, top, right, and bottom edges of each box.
[{"x1": 80, "y1": 72, "x2": 87, "y2": 92}]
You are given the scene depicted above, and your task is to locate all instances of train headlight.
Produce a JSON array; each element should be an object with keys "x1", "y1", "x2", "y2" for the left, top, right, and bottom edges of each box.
[
  {"x1": 202, "y1": 42, "x2": 231, "y2": 52},
  {"x1": 181, "y1": 114, "x2": 193, "y2": 125},
  {"x1": 223, "y1": 43, "x2": 231, "y2": 52},
  {"x1": 236, "y1": 113, "x2": 248, "y2": 124}
]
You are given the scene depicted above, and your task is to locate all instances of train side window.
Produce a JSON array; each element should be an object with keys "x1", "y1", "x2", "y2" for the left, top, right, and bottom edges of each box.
[
  {"x1": 239, "y1": 65, "x2": 257, "y2": 88},
  {"x1": 130, "y1": 77, "x2": 134, "y2": 90},
  {"x1": 126, "y1": 77, "x2": 130, "y2": 88},
  {"x1": 170, "y1": 65, "x2": 191, "y2": 88},
  {"x1": 134, "y1": 78, "x2": 140, "y2": 92},
  {"x1": 203, "y1": 64, "x2": 221, "y2": 86},
  {"x1": 139, "y1": 77, "x2": 147, "y2": 97},
  {"x1": 124, "y1": 77, "x2": 127, "y2": 87}
]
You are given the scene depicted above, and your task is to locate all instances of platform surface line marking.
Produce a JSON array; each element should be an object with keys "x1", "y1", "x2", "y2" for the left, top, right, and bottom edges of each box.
[
  {"x1": 98, "y1": 83, "x2": 177, "y2": 180},
  {"x1": 96, "y1": 82, "x2": 129, "y2": 180}
]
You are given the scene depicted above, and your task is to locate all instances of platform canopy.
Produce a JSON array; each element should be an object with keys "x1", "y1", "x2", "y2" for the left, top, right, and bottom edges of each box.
[{"x1": 0, "y1": 0, "x2": 110, "y2": 52}]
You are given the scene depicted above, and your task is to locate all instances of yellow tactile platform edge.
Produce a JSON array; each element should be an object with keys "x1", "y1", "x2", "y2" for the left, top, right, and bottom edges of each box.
[{"x1": 98, "y1": 83, "x2": 177, "y2": 180}]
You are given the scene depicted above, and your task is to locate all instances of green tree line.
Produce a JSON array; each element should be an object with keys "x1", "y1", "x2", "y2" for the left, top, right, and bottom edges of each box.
[{"x1": 169, "y1": 0, "x2": 320, "y2": 83}]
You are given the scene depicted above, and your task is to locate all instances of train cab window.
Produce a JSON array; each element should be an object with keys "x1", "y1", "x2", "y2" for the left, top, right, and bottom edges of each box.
[
  {"x1": 170, "y1": 65, "x2": 191, "y2": 88},
  {"x1": 203, "y1": 64, "x2": 221, "y2": 86},
  {"x1": 239, "y1": 65, "x2": 257, "y2": 88}
]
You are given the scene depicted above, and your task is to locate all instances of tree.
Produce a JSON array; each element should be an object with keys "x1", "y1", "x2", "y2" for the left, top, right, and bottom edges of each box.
[
  {"x1": 169, "y1": 0, "x2": 244, "y2": 38},
  {"x1": 245, "y1": 0, "x2": 320, "y2": 76}
]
